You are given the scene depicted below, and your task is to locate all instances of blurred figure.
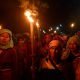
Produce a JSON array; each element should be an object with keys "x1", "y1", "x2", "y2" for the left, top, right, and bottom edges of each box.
[
  {"x1": 15, "y1": 34, "x2": 32, "y2": 80},
  {"x1": 61, "y1": 34, "x2": 69, "y2": 49},
  {"x1": 61, "y1": 35, "x2": 80, "y2": 80},
  {"x1": 76, "y1": 31, "x2": 80, "y2": 38},
  {"x1": 40, "y1": 34, "x2": 52, "y2": 59},
  {"x1": 0, "y1": 29, "x2": 17, "y2": 80},
  {"x1": 37, "y1": 39, "x2": 65, "y2": 80},
  {"x1": 33, "y1": 34, "x2": 42, "y2": 70}
]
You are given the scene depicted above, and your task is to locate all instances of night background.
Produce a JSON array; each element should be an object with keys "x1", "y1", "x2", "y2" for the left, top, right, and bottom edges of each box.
[{"x1": 0, "y1": 0, "x2": 80, "y2": 34}]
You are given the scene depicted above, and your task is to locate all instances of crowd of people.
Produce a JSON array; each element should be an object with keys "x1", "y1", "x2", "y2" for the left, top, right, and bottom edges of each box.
[{"x1": 0, "y1": 28, "x2": 80, "y2": 80}]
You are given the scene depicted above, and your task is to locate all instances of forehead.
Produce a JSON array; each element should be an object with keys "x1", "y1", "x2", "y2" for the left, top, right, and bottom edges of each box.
[
  {"x1": 69, "y1": 40, "x2": 77, "y2": 44},
  {"x1": 49, "y1": 40, "x2": 60, "y2": 47},
  {"x1": 0, "y1": 32, "x2": 10, "y2": 36}
]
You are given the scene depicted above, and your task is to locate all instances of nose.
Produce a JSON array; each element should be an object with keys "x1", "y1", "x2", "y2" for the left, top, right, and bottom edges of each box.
[{"x1": 53, "y1": 48, "x2": 58, "y2": 53}]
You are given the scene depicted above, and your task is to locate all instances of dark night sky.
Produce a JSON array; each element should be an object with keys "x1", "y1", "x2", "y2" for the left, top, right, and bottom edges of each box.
[
  {"x1": 44, "y1": 0, "x2": 80, "y2": 25},
  {"x1": 0, "y1": 0, "x2": 80, "y2": 33}
]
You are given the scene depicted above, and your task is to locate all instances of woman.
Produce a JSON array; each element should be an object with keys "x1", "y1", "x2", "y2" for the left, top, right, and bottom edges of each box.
[
  {"x1": 0, "y1": 29, "x2": 17, "y2": 80},
  {"x1": 37, "y1": 39, "x2": 65, "y2": 80},
  {"x1": 61, "y1": 35, "x2": 80, "y2": 80},
  {"x1": 15, "y1": 35, "x2": 32, "y2": 80}
]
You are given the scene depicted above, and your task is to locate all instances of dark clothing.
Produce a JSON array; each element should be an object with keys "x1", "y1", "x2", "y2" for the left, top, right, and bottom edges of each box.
[
  {"x1": 15, "y1": 43, "x2": 32, "y2": 80},
  {"x1": 62, "y1": 53, "x2": 77, "y2": 80},
  {"x1": 36, "y1": 58, "x2": 65, "y2": 80},
  {"x1": 36, "y1": 69, "x2": 65, "y2": 80},
  {"x1": 0, "y1": 48, "x2": 17, "y2": 80}
]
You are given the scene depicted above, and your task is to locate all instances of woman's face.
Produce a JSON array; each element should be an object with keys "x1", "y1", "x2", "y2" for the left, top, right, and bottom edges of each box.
[
  {"x1": 49, "y1": 40, "x2": 61, "y2": 60},
  {"x1": 68, "y1": 41, "x2": 78, "y2": 52},
  {"x1": 18, "y1": 38, "x2": 25, "y2": 45},
  {"x1": 0, "y1": 32, "x2": 10, "y2": 45},
  {"x1": 44, "y1": 34, "x2": 51, "y2": 43}
]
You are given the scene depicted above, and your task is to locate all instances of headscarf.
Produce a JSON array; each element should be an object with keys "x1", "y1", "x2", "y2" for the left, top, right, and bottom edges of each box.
[{"x1": 0, "y1": 29, "x2": 14, "y2": 49}]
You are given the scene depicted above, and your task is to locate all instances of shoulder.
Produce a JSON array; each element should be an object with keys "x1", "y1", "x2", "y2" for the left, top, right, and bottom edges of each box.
[{"x1": 6, "y1": 48, "x2": 17, "y2": 54}]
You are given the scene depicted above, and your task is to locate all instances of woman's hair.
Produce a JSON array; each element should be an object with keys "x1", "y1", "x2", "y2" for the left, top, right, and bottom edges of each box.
[{"x1": 66, "y1": 35, "x2": 80, "y2": 49}]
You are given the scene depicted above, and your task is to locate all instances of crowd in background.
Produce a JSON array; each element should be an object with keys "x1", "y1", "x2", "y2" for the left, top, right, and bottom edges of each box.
[{"x1": 0, "y1": 28, "x2": 80, "y2": 80}]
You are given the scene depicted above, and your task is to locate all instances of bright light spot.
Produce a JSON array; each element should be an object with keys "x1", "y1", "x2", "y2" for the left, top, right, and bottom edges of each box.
[
  {"x1": 36, "y1": 20, "x2": 40, "y2": 28},
  {"x1": 24, "y1": 9, "x2": 38, "y2": 17},
  {"x1": 70, "y1": 23, "x2": 75, "y2": 28},
  {"x1": 60, "y1": 24, "x2": 62, "y2": 27},
  {"x1": 24, "y1": 10, "x2": 31, "y2": 17},
  {"x1": 27, "y1": 16, "x2": 34, "y2": 23},
  {"x1": 49, "y1": 29, "x2": 51, "y2": 32},
  {"x1": 24, "y1": 10, "x2": 34, "y2": 23},
  {"x1": 43, "y1": 30, "x2": 46, "y2": 34},
  {"x1": 54, "y1": 30, "x2": 57, "y2": 33},
  {"x1": 56, "y1": 27, "x2": 59, "y2": 30},
  {"x1": 49, "y1": 27, "x2": 53, "y2": 32}
]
